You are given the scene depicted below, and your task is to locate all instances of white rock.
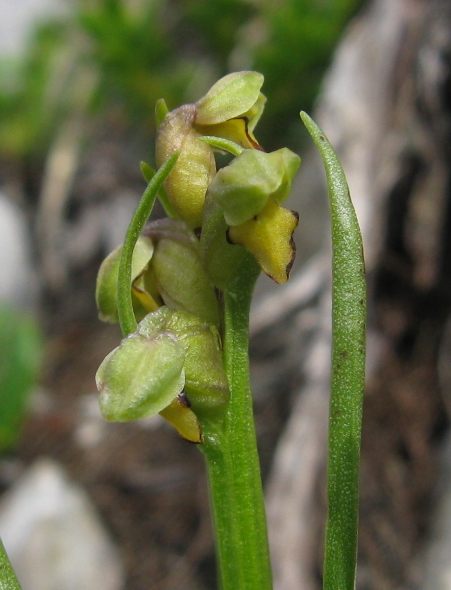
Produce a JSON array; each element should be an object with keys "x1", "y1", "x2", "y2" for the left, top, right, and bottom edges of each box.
[
  {"x1": 0, "y1": 194, "x2": 37, "y2": 308},
  {"x1": 0, "y1": 458, "x2": 123, "y2": 590},
  {"x1": 0, "y1": 0, "x2": 70, "y2": 58}
]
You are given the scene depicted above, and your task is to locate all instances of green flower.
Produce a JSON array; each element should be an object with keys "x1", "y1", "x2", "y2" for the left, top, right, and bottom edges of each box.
[
  {"x1": 95, "y1": 236, "x2": 160, "y2": 323},
  {"x1": 95, "y1": 221, "x2": 220, "y2": 327},
  {"x1": 194, "y1": 71, "x2": 265, "y2": 150},
  {"x1": 96, "y1": 307, "x2": 229, "y2": 441}
]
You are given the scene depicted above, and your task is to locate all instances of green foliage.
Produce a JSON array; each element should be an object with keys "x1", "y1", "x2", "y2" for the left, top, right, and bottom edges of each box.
[
  {"x1": 251, "y1": 0, "x2": 363, "y2": 148},
  {"x1": 178, "y1": 0, "x2": 256, "y2": 69},
  {"x1": 0, "y1": 21, "x2": 74, "y2": 157},
  {"x1": 0, "y1": 0, "x2": 364, "y2": 163},
  {"x1": 0, "y1": 305, "x2": 42, "y2": 452},
  {"x1": 78, "y1": 0, "x2": 190, "y2": 120}
]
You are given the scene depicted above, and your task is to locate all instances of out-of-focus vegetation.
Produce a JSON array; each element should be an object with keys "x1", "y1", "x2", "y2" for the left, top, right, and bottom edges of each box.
[
  {"x1": 0, "y1": 0, "x2": 364, "y2": 168},
  {"x1": 0, "y1": 305, "x2": 42, "y2": 452}
]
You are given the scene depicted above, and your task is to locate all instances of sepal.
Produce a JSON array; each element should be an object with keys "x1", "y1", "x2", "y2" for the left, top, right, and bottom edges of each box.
[
  {"x1": 96, "y1": 329, "x2": 186, "y2": 422},
  {"x1": 209, "y1": 148, "x2": 300, "y2": 226}
]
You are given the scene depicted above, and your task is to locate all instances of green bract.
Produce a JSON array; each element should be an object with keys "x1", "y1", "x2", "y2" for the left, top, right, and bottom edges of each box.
[{"x1": 209, "y1": 148, "x2": 300, "y2": 226}]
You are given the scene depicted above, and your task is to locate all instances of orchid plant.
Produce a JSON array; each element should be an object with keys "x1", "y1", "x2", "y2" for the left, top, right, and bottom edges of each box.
[
  {"x1": 0, "y1": 71, "x2": 366, "y2": 590},
  {"x1": 94, "y1": 71, "x2": 366, "y2": 590}
]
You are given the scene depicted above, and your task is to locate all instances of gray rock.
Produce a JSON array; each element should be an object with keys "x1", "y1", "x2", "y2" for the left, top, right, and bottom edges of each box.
[{"x1": 0, "y1": 458, "x2": 124, "y2": 590}]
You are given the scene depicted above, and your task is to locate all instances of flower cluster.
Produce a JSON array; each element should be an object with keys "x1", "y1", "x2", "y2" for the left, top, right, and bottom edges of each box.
[{"x1": 95, "y1": 72, "x2": 300, "y2": 441}]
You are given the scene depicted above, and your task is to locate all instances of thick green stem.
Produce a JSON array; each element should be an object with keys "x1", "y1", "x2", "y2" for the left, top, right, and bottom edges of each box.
[
  {"x1": 301, "y1": 112, "x2": 366, "y2": 590},
  {"x1": 201, "y1": 254, "x2": 273, "y2": 590},
  {"x1": 0, "y1": 540, "x2": 22, "y2": 590}
]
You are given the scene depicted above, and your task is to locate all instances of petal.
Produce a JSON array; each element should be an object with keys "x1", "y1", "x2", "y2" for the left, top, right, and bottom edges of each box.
[
  {"x1": 244, "y1": 92, "x2": 266, "y2": 132},
  {"x1": 195, "y1": 71, "x2": 264, "y2": 125},
  {"x1": 159, "y1": 394, "x2": 203, "y2": 443},
  {"x1": 228, "y1": 199, "x2": 299, "y2": 284}
]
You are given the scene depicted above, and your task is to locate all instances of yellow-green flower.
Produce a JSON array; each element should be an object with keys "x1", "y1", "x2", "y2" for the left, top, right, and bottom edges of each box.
[
  {"x1": 156, "y1": 71, "x2": 265, "y2": 229},
  {"x1": 95, "y1": 221, "x2": 220, "y2": 327},
  {"x1": 96, "y1": 306, "x2": 229, "y2": 442},
  {"x1": 95, "y1": 236, "x2": 160, "y2": 323},
  {"x1": 208, "y1": 147, "x2": 300, "y2": 284},
  {"x1": 194, "y1": 71, "x2": 265, "y2": 150},
  {"x1": 209, "y1": 147, "x2": 300, "y2": 226}
]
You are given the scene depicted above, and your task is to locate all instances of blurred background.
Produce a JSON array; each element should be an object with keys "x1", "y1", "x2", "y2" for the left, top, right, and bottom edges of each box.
[{"x1": 1, "y1": 0, "x2": 451, "y2": 589}]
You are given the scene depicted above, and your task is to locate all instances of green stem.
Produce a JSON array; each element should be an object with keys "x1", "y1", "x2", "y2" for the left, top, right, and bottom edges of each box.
[
  {"x1": 201, "y1": 254, "x2": 273, "y2": 590},
  {"x1": 0, "y1": 540, "x2": 22, "y2": 590},
  {"x1": 117, "y1": 152, "x2": 178, "y2": 337},
  {"x1": 301, "y1": 112, "x2": 366, "y2": 590}
]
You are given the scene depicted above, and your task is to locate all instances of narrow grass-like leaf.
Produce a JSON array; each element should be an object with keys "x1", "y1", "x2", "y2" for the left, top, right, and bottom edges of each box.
[
  {"x1": 118, "y1": 152, "x2": 179, "y2": 337},
  {"x1": 140, "y1": 161, "x2": 179, "y2": 219},
  {"x1": 0, "y1": 305, "x2": 41, "y2": 451},
  {"x1": 300, "y1": 111, "x2": 366, "y2": 590},
  {"x1": 0, "y1": 539, "x2": 22, "y2": 590}
]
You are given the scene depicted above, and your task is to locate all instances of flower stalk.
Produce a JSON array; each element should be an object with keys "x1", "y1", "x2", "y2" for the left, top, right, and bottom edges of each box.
[{"x1": 201, "y1": 252, "x2": 272, "y2": 590}]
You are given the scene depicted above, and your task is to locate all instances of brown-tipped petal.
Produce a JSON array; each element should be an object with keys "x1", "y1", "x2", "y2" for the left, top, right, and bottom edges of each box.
[{"x1": 228, "y1": 199, "x2": 299, "y2": 284}]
